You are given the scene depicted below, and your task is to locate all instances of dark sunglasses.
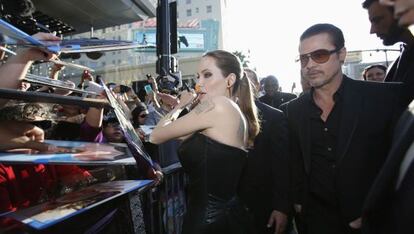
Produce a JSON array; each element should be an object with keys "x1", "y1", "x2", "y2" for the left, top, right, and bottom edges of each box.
[
  {"x1": 139, "y1": 114, "x2": 148, "y2": 118},
  {"x1": 296, "y1": 48, "x2": 342, "y2": 68}
]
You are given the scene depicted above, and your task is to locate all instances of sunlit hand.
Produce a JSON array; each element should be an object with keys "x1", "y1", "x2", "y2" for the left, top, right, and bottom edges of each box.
[
  {"x1": 16, "y1": 33, "x2": 61, "y2": 62},
  {"x1": 349, "y1": 217, "x2": 362, "y2": 229},
  {"x1": 147, "y1": 168, "x2": 164, "y2": 185},
  {"x1": 178, "y1": 90, "x2": 197, "y2": 108},
  {"x1": 157, "y1": 92, "x2": 179, "y2": 108},
  {"x1": 154, "y1": 170, "x2": 164, "y2": 186},
  {"x1": 267, "y1": 210, "x2": 288, "y2": 234}
]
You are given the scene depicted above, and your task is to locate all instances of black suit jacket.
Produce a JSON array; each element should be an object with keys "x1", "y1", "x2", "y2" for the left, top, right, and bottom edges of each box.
[
  {"x1": 385, "y1": 44, "x2": 414, "y2": 106},
  {"x1": 259, "y1": 92, "x2": 297, "y2": 109},
  {"x1": 284, "y1": 76, "x2": 404, "y2": 222},
  {"x1": 362, "y1": 102, "x2": 414, "y2": 234},
  {"x1": 240, "y1": 101, "x2": 290, "y2": 215}
]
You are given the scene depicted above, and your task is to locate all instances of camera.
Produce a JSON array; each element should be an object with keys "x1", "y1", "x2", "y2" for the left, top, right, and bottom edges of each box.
[{"x1": 119, "y1": 85, "x2": 131, "y2": 94}]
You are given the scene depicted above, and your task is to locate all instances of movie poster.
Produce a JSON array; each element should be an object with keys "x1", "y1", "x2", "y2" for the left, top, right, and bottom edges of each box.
[
  {"x1": 1, "y1": 180, "x2": 153, "y2": 230},
  {"x1": 0, "y1": 140, "x2": 135, "y2": 165}
]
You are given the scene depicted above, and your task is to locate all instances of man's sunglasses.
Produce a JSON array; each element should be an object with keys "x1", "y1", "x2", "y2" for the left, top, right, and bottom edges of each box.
[
  {"x1": 296, "y1": 48, "x2": 342, "y2": 68},
  {"x1": 139, "y1": 114, "x2": 148, "y2": 118}
]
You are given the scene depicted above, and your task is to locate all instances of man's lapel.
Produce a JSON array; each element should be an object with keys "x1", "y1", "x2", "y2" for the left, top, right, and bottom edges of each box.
[
  {"x1": 299, "y1": 94, "x2": 312, "y2": 174},
  {"x1": 337, "y1": 78, "x2": 363, "y2": 164},
  {"x1": 385, "y1": 55, "x2": 400, "y2": 82},
  {"x1": 364, "y1": 103, "x2": 414, "y2": 214}
]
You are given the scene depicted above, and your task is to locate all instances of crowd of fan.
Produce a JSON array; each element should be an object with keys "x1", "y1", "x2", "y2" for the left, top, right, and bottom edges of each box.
[{"x1": 0, "y1": 34, "x2": 183, "y2": 212}]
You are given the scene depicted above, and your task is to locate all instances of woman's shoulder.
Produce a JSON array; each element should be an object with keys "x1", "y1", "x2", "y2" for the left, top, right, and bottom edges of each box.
[
  {"x1": 210, "y1": 96, "x2": 238, "y2": 107},
  {"x1": 199, "y1": 96, "x2": 239, "y2": 113}
]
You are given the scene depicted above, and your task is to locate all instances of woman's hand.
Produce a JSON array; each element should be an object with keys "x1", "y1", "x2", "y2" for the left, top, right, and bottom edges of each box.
[
  {"x1": 157, "y1": 92, "x2": 179, "y2": 108},
  {"x1": 178, "y1": 90, "x2": 197, "y2": 108}
]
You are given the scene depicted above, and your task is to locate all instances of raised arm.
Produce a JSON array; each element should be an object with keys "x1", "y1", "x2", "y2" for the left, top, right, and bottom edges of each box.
[
  {"x1": 0, "y1": 33, "x2": 59, "y2": 89},
  {"x1": 150, "y1": 92, "x2": 219, "y2": 144},
  {"x1": 0, "y1": 33, "x2": 60, "y2": 107}
]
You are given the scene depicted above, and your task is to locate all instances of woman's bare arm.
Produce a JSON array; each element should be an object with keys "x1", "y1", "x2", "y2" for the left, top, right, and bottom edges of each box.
[{"x1": 150, "y1": 94, "x2": 220, "y2": 144}]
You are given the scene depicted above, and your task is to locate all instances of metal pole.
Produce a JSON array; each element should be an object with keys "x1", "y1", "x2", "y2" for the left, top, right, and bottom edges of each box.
[
  {"x1": 384, "y1": 49, "x2": 389, "y2": 67},
  {"x1": 158, "y1": 0, "x2": 170, "y2": 77}
]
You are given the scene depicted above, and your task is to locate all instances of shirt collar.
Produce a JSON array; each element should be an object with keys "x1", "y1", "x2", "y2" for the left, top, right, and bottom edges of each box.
[{"x1": 309, "y1": 75, "x2": 346, "y2": 104}]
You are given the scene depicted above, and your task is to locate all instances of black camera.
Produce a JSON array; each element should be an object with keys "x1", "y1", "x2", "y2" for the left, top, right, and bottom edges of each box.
[{"x1": 119, "y1": 85, "x2": 131, "y2": 94}]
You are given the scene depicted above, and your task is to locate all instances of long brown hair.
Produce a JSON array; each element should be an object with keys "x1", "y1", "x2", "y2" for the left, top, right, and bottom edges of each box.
[{"x1": 203, "y1": 50, "x2": 260, "y2": 147}]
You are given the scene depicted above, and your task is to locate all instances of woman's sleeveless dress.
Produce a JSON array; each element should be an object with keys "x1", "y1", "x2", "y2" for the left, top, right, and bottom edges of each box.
[{"x1": 178, "y1": 133, "x2": 255, "y2": 234}]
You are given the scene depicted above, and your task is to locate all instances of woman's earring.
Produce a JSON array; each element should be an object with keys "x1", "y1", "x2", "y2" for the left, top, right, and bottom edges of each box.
[{"x1": 226, "y1": 81, "x2": 230, "y2": 97}]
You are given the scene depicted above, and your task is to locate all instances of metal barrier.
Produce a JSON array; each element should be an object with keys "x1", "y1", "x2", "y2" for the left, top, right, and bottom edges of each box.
[
  {"x1": 0, "y1": 163, "x2": 187, "y2": 234},
  {"x1": 142, "y1": 162, "x2": 187, "y2": 234}
]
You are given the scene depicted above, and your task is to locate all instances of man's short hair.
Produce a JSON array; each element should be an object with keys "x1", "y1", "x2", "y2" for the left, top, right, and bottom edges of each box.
[
  {"x1": 362, "y1": 0, "x2": 394, "y2": 14},
  {"x1": 264, "y1": 75, "x2": 279, "y2": 87},
  {"x1": 362, "y1": 0, "x2": 393, "y2": 13},
  {"x1": 362, "y1": 0, "x2": 377, "y2": 9},
  {"x1": 300, "y1": 23, "x2": 345, "y2": 50},
  {"x1": 263, "y1": 75, "x2": 279, "y2": 89}
]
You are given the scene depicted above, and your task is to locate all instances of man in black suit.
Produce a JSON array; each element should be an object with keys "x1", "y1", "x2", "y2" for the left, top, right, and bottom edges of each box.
[
  {"x1": 362, "y1": 104, "x2": 414, "y2": 234},
  {"x1": 362, "y1": 1, "x2": 414, "y2": 233},
  {"x1": 259, "y1": 75, "x2": 297, "y2": 109},
  {"x1": 239, "y1": 68, "x2": 290, "y2": 234},
  {"x1": 363, "y1": 0, "x2": 414, "y2": 105},
  {"x1": 284, "y1": 23, "x2": 404, "y2": 234}
]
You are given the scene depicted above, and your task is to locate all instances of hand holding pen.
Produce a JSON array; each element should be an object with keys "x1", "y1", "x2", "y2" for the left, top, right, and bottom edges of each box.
[{"x1": 179, "y1": 83, "x2": 206, "y2": 111}]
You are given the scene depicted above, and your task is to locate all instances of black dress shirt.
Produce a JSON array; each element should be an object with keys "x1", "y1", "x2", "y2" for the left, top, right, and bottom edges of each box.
[{"x1": 308, "y1": 81, "x2": 344, "y2": 206}]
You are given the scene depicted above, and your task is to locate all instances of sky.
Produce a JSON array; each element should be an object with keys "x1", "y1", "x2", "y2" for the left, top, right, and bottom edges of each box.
[{"x1": 224, "y1": 0, "x2": 401, "y2": 92}]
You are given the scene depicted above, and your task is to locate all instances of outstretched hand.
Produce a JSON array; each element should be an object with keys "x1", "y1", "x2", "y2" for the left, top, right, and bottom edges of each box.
[
  {"x1": 177, "y1": 90, "x2": 197, "y2": 108},
  {"x1": 157, "y1": 92, "x2": 179, "y2": 108},
  {"x1": 16, "y1": 32, "x2": 61, "y2": 62},
  {"x1": 267, "y1": 210, "x2": 288, "y2": 234},
  {"x1": 0, "y1": 121, "x2": 51, "y2": 152}
]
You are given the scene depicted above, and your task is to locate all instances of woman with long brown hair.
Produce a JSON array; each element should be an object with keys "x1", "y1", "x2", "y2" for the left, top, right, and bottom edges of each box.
[{"x1": 150, "y1": 50, "x2": 259, "y2": 233}]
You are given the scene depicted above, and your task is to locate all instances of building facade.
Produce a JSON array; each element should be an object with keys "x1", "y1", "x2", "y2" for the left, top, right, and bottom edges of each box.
[{"x1": 31, "y1": 0, "x2": 228, "y2": 86}]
